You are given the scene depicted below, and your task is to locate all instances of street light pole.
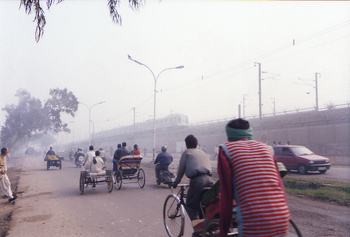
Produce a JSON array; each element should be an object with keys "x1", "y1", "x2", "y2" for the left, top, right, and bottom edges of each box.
[
  {"x1": 79, "y1": 101, "x2": 106, "y2": 145},
  {"x1": 254, "y1": 62, "x2": 262, "y2": 119},
  {"x1": 128, "y1": 55, "x2": 184, "y2": 161},
  {"x1": 315, "y1": 72, "x2": 321, "y2": 111}
]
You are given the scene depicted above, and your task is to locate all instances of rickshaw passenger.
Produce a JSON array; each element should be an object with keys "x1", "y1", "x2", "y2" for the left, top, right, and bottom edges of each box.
[
  {"x1": 120, "y1": 142, "x2": 129, "y2": 157},
  {"x1": 130, "y1": 144, "x2": 140, "y2": 155},
  {"x1": 91, "y1": 150, "x2": 106, "y2": 175},
  {"x1": 83, "y1": 145, "x2": 95, "y2": 171}
]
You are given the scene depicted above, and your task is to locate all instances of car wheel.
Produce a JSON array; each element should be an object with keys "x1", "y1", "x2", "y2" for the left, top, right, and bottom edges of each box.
[
  {"x1": 297, "y1": 164, "x2": 307, "y2": 174},
  {"x1": 319, "y1": 170, "x2": 327, "y2": 174}
]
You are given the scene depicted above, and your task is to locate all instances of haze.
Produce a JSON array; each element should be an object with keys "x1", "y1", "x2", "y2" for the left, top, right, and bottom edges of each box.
[{"x1": 0, "y1": 0, "x2": 349, "y2": 143}]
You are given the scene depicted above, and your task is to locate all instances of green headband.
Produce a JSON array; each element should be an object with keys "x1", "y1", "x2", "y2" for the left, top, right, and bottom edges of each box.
[{"x1": 225, "y1": 125, "x2": 253, "y2": 141}]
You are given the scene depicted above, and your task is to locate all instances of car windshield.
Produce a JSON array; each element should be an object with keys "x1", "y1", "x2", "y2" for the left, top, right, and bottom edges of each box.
[{"x1": 291, "y1": 146, "x2": 313, "y2": 156}]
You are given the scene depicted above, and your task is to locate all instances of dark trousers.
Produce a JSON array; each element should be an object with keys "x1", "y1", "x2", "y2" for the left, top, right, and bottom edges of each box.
[
  {"x1": 186, "y1": 175, "x2": 213, "y2": 221},
  {"x1": 155, "y1": 164, "x2": 169, "y2": 180}
]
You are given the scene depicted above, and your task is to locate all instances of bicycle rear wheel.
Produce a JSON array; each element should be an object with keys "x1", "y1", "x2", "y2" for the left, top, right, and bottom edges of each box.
[
  {"x1": 289, "y1": 219, "x2": 303, "y2": 237},
  {"x1": 202, "y1": 218, "x2": 219, "y2": 237},
  {"x1": 163, "y1": 194, "x2": 185, "y2": 237}
]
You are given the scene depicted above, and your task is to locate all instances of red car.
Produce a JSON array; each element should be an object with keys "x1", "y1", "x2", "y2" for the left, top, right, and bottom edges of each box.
[{"x1": 273, "y1": 145, "x2": 331, "y2": 174}]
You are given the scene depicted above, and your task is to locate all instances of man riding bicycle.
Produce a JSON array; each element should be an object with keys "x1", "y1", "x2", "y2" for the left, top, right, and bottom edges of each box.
[{"x1": 172, "y1": 135, "x2": 213, "y2": 237}]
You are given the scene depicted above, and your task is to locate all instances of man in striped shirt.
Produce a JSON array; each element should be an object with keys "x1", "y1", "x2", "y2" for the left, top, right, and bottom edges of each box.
[{"x1": 218, "y1": 118, "x2": 290, "y2": 237}]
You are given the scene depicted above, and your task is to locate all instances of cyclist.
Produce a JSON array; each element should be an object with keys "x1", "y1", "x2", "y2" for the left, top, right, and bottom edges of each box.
[
  {"x1": 217, "y1": 118, "x2": 290, "y2": 237},
  {"x1": 172, "y1": 135, "x2": 213, "y2": 236}
]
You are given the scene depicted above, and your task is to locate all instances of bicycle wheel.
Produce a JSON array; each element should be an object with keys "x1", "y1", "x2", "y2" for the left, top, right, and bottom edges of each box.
[
  {"x1": 163, "y1": 194, "x2": 185, "y2": 237},
  {"x1": 289, "y1": 219, "x2": 303, "y2": 237},
  {"x1": 202, "y1": 218, "x2": 219, "y2": 237},
  {"x1": 79, "y1": 172, "x2": 85, "y2": 195},
  {"x1": 115, "y1": 170, "x2": 122, "y2": 190},
  {"x1": 138, "y1": 168, "x2": 146, "y2": 188},
  {"x1": 106, "y1": 176, "x2": 113, "y2": 193}
]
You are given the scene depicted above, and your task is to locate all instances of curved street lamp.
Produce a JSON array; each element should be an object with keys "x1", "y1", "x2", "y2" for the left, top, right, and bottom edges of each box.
[
  {"x1": 79, "y1": 101, "x2": 106, "y2": 145},
  {"x1": 128, "y1": 55, "x2": 184, "y2": 161}
]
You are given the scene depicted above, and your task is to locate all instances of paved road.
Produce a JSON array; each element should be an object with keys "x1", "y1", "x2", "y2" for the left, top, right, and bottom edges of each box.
[
  {"x1": 7, "y1": 156, "x2": 350, "y2": 236},
  {"x1": 286, "y1": 165, "x2": 350, "y2": 181},
  {"x1": 142, "y1": 155, "x2": 350, "y2": 181}
]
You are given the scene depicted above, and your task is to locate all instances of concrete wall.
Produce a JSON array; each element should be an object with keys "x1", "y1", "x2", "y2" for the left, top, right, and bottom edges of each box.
[{"x1": 90, "y1": 107, "x2": 350, "y2": 158}]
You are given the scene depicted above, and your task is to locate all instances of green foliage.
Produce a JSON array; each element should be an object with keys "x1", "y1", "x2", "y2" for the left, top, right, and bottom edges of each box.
[
  {"x1": 1, "y1": 88, "x2": 78, "y2": 149},
  {"x1": 283, "y1": 176, "x2": 350, "y2": 206},
  {"x1": 20, "y1": 0, "x2": 143, "y2": 42}
]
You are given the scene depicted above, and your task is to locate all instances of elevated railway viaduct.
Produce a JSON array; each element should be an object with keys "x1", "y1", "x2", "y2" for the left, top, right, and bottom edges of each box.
[{"x1": 93, "y1": 107, "x2": 350, "y2": 161}]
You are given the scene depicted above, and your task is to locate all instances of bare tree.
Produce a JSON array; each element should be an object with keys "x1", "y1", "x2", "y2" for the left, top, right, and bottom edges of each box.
[{"x1": 20, "y1": 0, "x2": 143, "y2": 42}]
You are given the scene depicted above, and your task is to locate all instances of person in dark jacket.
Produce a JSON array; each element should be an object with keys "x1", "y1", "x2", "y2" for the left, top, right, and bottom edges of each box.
[
  {"x1": 154, "y1": 146, "x2": 173, "y2": 181},
  {"x1": 113, "y1": 144, "x2": 122, "y2": 172}
]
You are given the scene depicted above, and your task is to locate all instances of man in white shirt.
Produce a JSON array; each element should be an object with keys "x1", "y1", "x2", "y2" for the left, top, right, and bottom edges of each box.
[{"x1": 83, "y1": 145, "x2": 95, "y2": 171}]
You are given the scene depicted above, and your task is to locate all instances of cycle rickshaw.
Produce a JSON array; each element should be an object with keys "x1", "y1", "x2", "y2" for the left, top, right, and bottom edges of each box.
[
  {"x1": 113, "y1": 155, "x2": 146, "y2": 190},
  {"x1": 44, "y1": 155, "x2": 62, "y2": 170},
  {"x1": 79, "y1": 169, "x2": 114, "y2": 195},
  {"x1": 163, "y1": 168, "x2": 302, "y2": 237}
]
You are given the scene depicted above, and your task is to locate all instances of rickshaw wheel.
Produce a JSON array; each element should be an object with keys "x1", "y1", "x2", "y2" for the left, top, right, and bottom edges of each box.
[
  {"x1": 115, "y1": 170, "x2": 122, "y2": 190},
  {"x1": 138, "y1": 168, "x2": 146, "y2": 188},
  {"x1": 59, "y1": 162, "x2": 62, "y2": 170},
  {"x1": 47, "y1": 161, "x2": 50, "y2": 170},
  {"x1": 202, "y1": 218, "x2": 220, "y2": 237},
  {"x1": 106, "y1": 176, "x2": 113, "y2": 193},
  {"x1": 79, "y1": 172, "x2": 85, "y2": 195}
]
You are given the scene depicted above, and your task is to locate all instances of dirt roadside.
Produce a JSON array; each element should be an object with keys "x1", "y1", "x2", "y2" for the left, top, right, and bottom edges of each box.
[{"x1": 0, "y1": 166, "x2": 20, "y2": 237}]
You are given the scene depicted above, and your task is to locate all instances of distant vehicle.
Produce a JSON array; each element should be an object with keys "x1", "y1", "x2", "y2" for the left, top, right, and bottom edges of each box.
[{"x1": 273, "y1": 145, "x2": 331, "y2": 174}]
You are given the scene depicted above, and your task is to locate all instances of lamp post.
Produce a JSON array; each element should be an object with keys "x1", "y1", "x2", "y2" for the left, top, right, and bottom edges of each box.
[
  {"x1": 128, "y1": 55, "x2": 184, "y2": 161},
  {"x1": 79, "y1": 101, "x2": 106, "y2": 145}
]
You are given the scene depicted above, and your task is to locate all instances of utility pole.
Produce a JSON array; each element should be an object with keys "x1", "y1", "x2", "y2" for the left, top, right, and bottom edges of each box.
[
  {"x1": 238, "y1": 104, "x2": 241, "y2": 118},
  {"x1": 243, "y1": 94, "x2": 248, "y2": 118},
  {"x1": 133, "y1": 107, "x2": 136, "y2": 132},
  {"x1": 315, "y1": 73, "x2": 321, "y2": 111},
  {"x1": 254, "y1": 62, "x2": 262, "y2": 119},
  {"x1": 272, "y1": 98, "x2": 276, "y2": 116}
]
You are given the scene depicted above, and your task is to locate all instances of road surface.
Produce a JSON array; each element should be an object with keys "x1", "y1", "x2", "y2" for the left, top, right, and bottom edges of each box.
[{"x1": 3, "y1": 156, "x2": 350, "y2": 236}]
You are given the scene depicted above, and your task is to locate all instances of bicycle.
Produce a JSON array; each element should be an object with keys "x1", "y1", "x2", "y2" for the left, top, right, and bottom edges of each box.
[
  {"x1": 163, "y1": 184, "x2": 188, "y2": 237},
  {"x1": 163, "y1": 183, "x2": 303, "y2": 237}
]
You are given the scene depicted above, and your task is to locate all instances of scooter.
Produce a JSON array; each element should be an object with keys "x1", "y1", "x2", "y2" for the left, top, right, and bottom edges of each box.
[
  {"x1": 75, "y1": 154, "x2": 84, "y2": 168},
  {"x1": 155, "y1": 163, "x2": 175, "y2": 188}
]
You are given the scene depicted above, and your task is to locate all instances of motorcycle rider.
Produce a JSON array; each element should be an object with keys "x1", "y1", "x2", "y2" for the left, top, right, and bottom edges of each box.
[
  {"x1": 74, "y1": 148, "x2": 85, "y2": 167},
  {"x1": 69, "y1": 149, "x2": 75, "y2": 161},
  {"x1": 154, "y1": 146, "x2": 173, "y2": 182}
]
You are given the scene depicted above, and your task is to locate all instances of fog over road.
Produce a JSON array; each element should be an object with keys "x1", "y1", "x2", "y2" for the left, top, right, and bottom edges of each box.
[{"x1": 6, "y1": 156, "x2": 350, "y2": 237}]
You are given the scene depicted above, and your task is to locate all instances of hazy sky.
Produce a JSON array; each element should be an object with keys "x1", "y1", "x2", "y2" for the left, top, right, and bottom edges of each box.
[{"x1": 1, "y1": 0, "x2": 349, "y2": 142}]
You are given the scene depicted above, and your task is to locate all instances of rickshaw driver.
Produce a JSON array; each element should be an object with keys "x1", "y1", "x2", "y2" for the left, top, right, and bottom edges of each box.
[
  {"x1": 154, "y1": 146, "x2": 173, "y2": 182},
  {"x1": 217, "y1": 118, "x2": 290, "y2": 237},
  {"x1": 83, "y1": 145, "x2": 95, "y2": 171},
  {"x1": 46, "y1": 146, "x2": 55, "y2": 156}
]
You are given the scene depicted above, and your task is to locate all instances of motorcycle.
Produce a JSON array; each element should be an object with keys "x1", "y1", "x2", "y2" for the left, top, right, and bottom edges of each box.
[
  {"x1": 155, "y1": 163, "x2": 175, "y2": 188},
  {"x1": 75, "y1": 154, "x2": 84, "y2": 168}
]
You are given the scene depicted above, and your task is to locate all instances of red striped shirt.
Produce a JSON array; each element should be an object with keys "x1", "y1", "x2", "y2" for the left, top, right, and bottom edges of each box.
[{"x1": 222, "y1": 140, "x2": 290, "y2": 236}]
